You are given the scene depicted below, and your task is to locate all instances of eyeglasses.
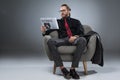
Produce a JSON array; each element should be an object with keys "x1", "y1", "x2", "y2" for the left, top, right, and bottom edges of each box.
[{"x1": 59, "y1": 10, "x2": 66, "y2": 13}]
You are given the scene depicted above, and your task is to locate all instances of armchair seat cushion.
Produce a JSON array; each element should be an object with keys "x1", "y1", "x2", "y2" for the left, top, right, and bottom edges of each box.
[
  {"x1": 57, "y1": 46, "x2": 87, "y2": 55},
  {"x1": 57, "y1": 46, "x2": 76, "y2": 54}
]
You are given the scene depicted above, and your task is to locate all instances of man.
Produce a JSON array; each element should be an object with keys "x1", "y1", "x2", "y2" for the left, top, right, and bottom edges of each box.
[{"x1": 41, "y1": 4, "x2": 87, "y2": 79}]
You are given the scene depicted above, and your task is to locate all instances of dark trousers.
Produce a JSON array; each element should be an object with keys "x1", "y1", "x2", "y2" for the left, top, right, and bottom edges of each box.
[{"x1": 47, "y1": 37, "x2": 87, "y2": 67}]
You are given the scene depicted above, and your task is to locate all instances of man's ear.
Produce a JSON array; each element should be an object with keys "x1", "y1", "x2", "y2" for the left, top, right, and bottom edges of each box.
[{"x1": 68, "y1": 11, "x2": 70, "y2": 16}]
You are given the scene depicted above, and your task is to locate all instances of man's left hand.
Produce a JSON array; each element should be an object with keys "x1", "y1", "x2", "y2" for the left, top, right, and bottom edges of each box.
[{"x1": 69, "y1": 36, "x2": 78, "y2": 43}]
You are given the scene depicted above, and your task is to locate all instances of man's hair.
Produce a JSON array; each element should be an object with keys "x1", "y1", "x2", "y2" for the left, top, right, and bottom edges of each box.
[{"x1": 61, "y1": 4, "x2": 71, "y2": 11}]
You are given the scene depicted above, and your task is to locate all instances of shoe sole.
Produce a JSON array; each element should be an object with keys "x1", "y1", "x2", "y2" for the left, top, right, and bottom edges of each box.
[{"x1": 64, "y1": 73, "x2": 72, "y2": 79}]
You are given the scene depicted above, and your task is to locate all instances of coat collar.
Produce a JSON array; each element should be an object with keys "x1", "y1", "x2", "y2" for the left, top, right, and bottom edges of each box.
[{"x1": 61, "y1": 16, "x2": 71, "y2": 20}]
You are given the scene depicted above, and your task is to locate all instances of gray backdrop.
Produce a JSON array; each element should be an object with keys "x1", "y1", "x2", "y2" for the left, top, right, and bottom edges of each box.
[{"x1": 0, "y1": 0, "x2": 120, "y2": 57}]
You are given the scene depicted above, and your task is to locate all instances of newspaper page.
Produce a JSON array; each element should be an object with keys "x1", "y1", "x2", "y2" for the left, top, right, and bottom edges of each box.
[{"x1": 40, "y1": 18, "x2": 59, "y2": 30}]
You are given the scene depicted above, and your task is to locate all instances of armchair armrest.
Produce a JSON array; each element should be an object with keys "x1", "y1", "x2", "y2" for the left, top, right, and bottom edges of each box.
[
  {"x1": 81, "y1": 34, "x2": 97, "y2": 61},
  {"x1": 43, "y1": 35, "x2": 53, "y2": 60},
  {"x1": 42, "y1": 30, "x2": 58, "y2": 60}
]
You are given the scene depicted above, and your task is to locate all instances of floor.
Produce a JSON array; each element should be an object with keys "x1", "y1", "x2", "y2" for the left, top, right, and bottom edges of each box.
[{"x1": 0, "y1": 51, "x2": 120, "y2": 80}]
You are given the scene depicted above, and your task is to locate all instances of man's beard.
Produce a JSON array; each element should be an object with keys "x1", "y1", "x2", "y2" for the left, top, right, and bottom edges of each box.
[{"x1": 61, "y1": 14, "x2": 69, "y2": 18}]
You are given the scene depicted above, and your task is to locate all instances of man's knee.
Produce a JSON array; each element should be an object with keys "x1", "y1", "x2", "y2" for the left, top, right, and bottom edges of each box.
[
  {"x1": 47, "y1": 39, "x2": 57, "y2": 45},
  {"x1": 76, "y1": 37, "x2": 87, "y2": 45}
]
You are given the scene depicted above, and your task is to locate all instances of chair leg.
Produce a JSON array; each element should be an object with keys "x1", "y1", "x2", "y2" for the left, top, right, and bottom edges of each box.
[
  {"x1": 53, "y1": 63, "x2": 56, "y2": 74},
  {"x1": 83, "y1": 60, "x2": 87, "y2": 75}
]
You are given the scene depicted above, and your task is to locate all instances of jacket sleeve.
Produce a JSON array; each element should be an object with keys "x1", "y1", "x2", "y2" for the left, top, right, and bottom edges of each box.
[{"x1": 42, "y1": 29, "x2": 51, "y2": 36}]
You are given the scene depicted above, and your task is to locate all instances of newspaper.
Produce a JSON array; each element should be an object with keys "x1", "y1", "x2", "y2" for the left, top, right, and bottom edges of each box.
[{"x1": 40, "y1": 18, "x2": 59, "y2": 30}]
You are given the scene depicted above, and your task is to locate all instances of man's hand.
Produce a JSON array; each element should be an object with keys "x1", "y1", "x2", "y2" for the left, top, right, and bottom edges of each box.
[
  {"x1": 69, "y1": 36, "x2": 77, "y2": 43},
  {"x1": 40, "y1": 26, "x2": 46, "y2": 33}
]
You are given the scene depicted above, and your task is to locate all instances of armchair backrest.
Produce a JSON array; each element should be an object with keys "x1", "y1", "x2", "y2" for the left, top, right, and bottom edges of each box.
[{"x1": 83, "y1": 25, "x2": 92, "y2": 35}]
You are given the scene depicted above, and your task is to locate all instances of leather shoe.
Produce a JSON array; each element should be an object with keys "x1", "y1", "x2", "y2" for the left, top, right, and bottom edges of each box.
[
  {"x1": 61, "y1": 68, "x2": 72, "y2": 79},
  {"x1": 70, "y1": 69, "x2": 80, "y2": 79}
]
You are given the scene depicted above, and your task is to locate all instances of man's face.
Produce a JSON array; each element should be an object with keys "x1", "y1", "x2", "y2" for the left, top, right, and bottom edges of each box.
[{"x1": 60, "y1": 6, "x2": 70, "y2": 18}]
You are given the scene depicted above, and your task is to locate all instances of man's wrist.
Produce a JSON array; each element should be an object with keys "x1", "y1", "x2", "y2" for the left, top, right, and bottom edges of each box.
[
  {"x1": 74, "y1": 35, "x2": 79, "y2": 38},
  {"x1": 42, "y1": 30, "x2": 47, "y2": 34},
  {"x1": 42, "y1": 31, "x2": 46, "y2": 36}
]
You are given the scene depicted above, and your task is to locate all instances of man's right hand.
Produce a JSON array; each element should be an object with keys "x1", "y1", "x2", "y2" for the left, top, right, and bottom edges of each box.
[{"x1": 40, "y1": 26, "x2": 46, "y2": 33}]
